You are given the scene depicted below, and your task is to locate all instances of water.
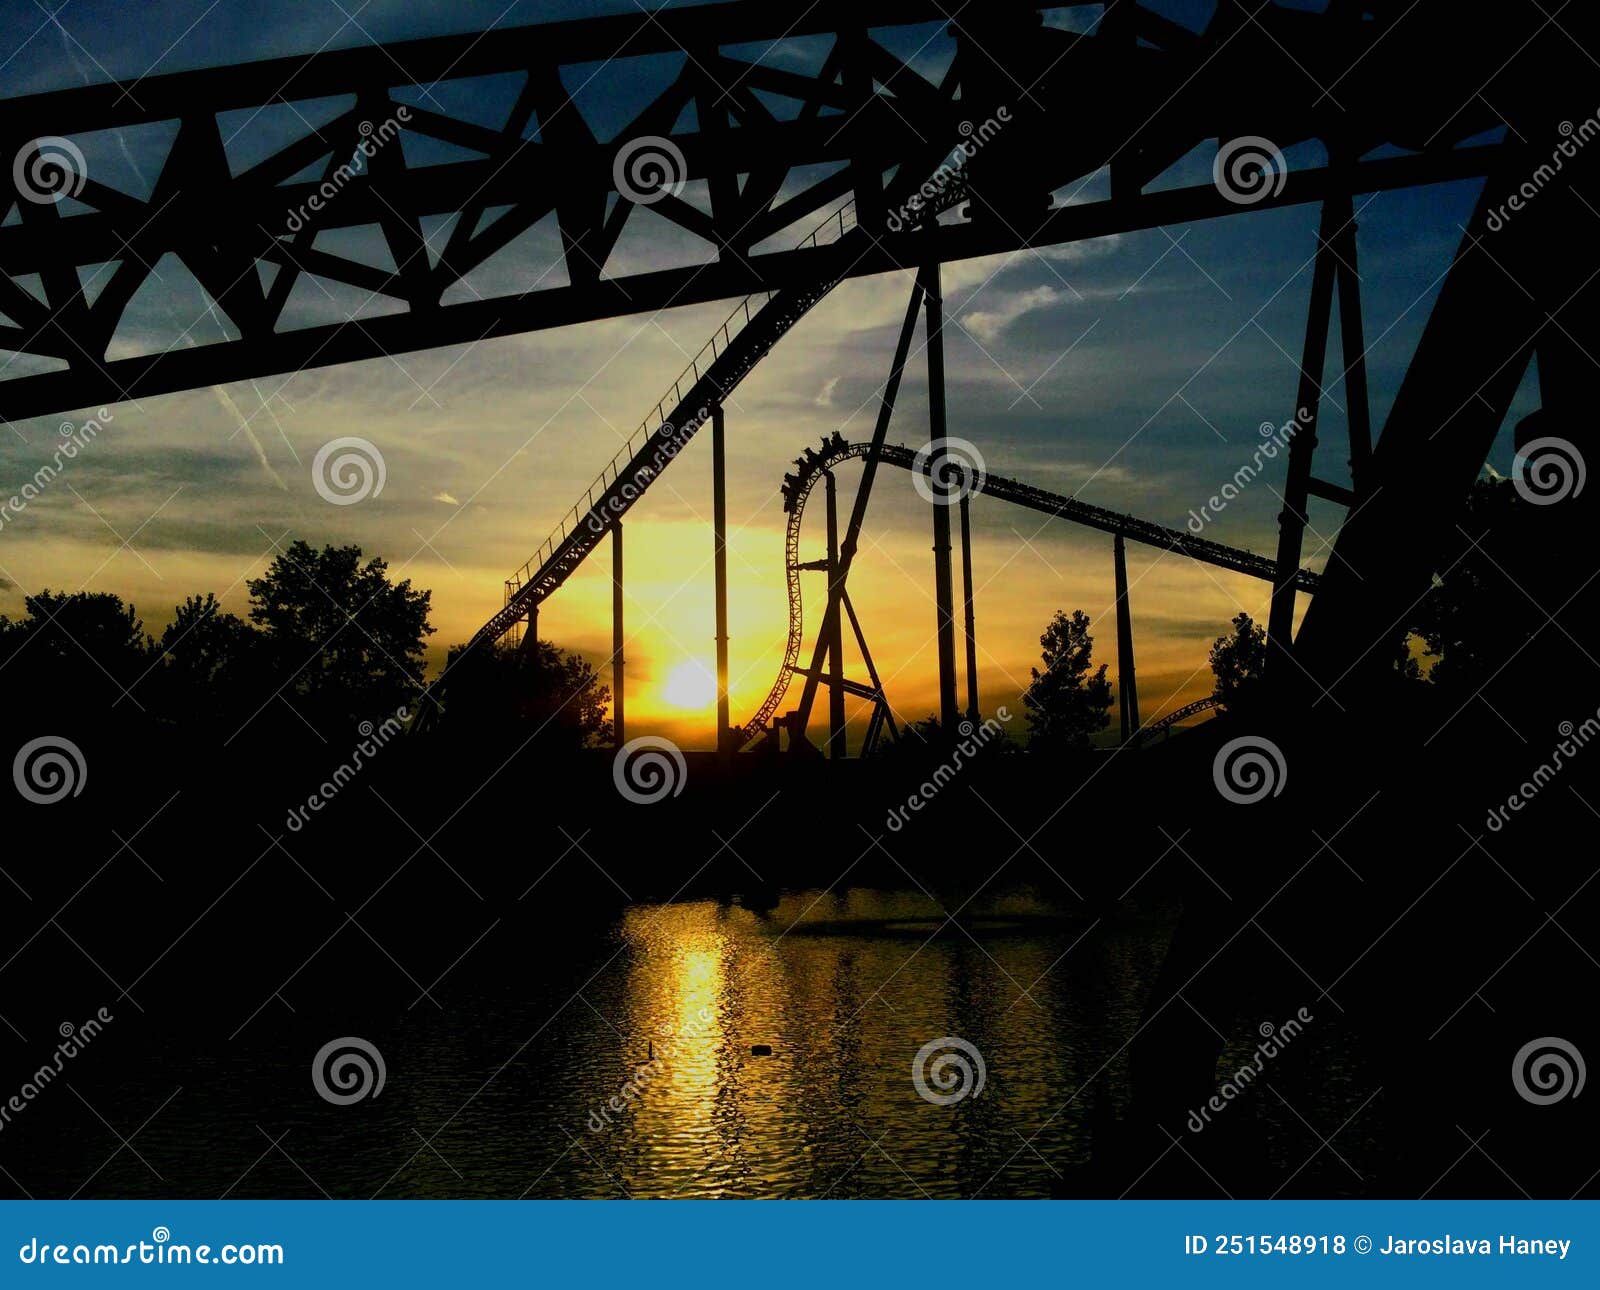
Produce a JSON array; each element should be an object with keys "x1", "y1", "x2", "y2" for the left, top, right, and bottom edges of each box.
[{"x1": 22, "y1": 888, "x2": 1171, "y2": 1199}]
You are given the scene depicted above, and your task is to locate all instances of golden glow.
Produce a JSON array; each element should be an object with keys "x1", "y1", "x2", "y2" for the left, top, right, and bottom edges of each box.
[{"x1": 661, "y1": 659, "x2": 717, "y2": 710}]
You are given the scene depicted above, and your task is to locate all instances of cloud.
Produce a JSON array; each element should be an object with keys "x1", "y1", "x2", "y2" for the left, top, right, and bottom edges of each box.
[
  {"x1": 960, "y1": 285, "x2": 1064, "y2": 343},
  {"x1": 433, "y1": 491, "x2": 461, "y2": 505},
  {"x1": 814, "y1": 376, "x2": 840, "y2": 407}
]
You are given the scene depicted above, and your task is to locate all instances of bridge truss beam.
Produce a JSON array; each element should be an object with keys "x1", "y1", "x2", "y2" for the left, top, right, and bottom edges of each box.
[{"x1": 0, "y1": 0, "x2": 1522, "y2": 423}]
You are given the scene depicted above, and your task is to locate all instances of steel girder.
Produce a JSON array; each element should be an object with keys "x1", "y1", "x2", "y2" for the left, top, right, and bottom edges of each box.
[{"x1": 0, "y1": 0, "x2": 1522, "y2": 423}]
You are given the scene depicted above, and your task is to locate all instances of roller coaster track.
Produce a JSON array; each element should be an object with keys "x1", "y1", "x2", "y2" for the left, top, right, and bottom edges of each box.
[
  {"x1": 469, "y1": 171, "x2": 971, "y2": 654},
  {"x1": 467, "y1": 201, "x2": 861, "y2": 653},
  {"x1": 1137, "y1": 695, "x2": 1223, "y2": 739},
  {"x1": 742, "y1": 439, "x2": 1322, "y2": 736}
]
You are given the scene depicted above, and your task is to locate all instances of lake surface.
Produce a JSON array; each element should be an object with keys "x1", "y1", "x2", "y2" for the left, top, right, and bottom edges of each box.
[{"x1": 21, "y1": 887, "x2": 1177, "y2": 1199}]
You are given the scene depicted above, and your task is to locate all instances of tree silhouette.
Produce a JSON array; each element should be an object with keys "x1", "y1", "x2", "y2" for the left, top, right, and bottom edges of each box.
[
  {"x1": 151, "y1": 593, "x2": 263, "y2": 726},
  {"x1": 1022, "y1": 609, "x2": 1112, "y2": 751},
  {"x1": 440, "y1": 638, "x2": 612, "y2": 748},
  {"x1": 247, "y1": 540, "x2": 431, "y2": 724},
  {"x1": 0, "y1": 591, "x2": 152, "y2": 715},
  {"x1": 1209, "y1": 611, "x2": 1268, "y2": 713},
  {"x1": 1413, "y1": 476, "x2": 1545, "y2": 703}
]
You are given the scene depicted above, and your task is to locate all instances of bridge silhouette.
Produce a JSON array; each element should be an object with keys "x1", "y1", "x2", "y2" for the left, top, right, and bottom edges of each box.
[{"x1": 3, "y1": 0, "x2": 1594, "y2": 754}]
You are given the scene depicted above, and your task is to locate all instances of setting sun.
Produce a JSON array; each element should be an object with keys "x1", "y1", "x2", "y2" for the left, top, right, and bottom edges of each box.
[{"x1": 661, "y1": 660, "x2": 718, "y2": 710}]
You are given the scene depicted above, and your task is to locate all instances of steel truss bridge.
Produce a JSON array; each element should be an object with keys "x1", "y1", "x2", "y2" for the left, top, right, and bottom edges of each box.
[{"x1": 4, "y1": 0, "x2": 1596, "y2": 747}]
